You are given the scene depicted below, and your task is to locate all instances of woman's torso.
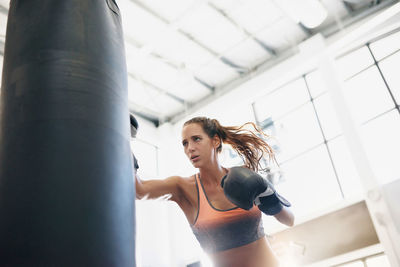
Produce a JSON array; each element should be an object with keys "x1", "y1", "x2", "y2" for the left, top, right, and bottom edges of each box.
[{"x1": 176, "y1": 174, "x2": 279, "y2": 267}]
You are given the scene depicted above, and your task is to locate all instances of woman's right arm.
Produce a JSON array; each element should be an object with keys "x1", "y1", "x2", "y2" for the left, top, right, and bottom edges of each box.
[{"x1": 135, "y1": 174, "x2": 184, "y2": 203}]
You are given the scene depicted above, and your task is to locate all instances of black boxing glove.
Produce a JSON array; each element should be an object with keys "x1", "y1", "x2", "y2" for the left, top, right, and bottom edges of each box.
[
  {"x1": 130, "y1": 113, "x2": 139, "y2": 171},
  {"x1": 132, "y1": 153, "x2": 139, "y2": 171},
  {"x1": 130, "y1": 113, "x2": 138, "y2": 139},
  {"x1": 221, "y1": 167, "x2": 291, "y2": 215}
]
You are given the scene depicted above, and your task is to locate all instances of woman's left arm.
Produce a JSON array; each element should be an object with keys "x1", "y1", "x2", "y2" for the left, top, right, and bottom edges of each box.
[{"x1": 274, "y1": 206, "x2": 294, "y2": 227}]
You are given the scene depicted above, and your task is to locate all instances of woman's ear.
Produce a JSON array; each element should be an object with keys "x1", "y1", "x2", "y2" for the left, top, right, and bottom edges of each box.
[{"x1": 212, "y1": 135, "x2": 221, "y2": 150}]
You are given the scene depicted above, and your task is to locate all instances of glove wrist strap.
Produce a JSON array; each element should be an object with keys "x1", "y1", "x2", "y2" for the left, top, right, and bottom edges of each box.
[{"x1": 254, "y1": 187, "x2": 274, "y2": 205}]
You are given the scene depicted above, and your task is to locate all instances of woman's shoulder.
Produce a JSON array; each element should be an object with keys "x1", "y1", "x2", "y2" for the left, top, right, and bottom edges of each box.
[
  {"x1": 180, "y1": 174, "x2": 197, "y2": 185},
  {"x1": 165, "y1": 174, "x2": 196, "y2": 186}
]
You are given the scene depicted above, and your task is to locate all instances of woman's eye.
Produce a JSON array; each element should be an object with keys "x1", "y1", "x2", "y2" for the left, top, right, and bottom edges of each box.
[
  {"x1": 182, "y1": 141, "x2": 187, "y2": 147},
  {"x1": 194, "y1": 137, "x2": 200, "y2": 141}
]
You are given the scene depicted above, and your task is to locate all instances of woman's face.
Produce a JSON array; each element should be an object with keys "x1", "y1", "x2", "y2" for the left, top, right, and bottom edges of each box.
[{"x1": 181, "y1": 123, "x2": 220, "y2": 168}]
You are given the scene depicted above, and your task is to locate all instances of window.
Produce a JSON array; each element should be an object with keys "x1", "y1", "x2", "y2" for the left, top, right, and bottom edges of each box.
[
  {"x1": 369, "y1": 30, "x2": 400, "y2": 61},
  {"x1": 277, "y1": 145, "x2": 342, "y2": 218},
  {"x1": 343, "y1": 66, "x2": 395, "y2": 124},
  {"x1": 272, "y1": 102, "x2": 324, "y2": 162},
  {"x1": 305, "y1": 70, "x2": 328, "y2": 98},
  {"x1": 313, "y1": 93, "x2": 343, "y2": 140},
  {"x1": 334, "y1": 29, "x2": 400, "y2": 186},
  {"x1": 253, "y1": 74, "x2": 343, "y2": 218},
  {"x1": 252, "y1": 29, "x2": 400, "y2": 219},
  {"x1": 334, "y1": 253, "x2": 390, "y2": 267},
  {"x1": 327, "y1": 137, "x2": 363, "y2": 198},
  {"x1": 360, "y1": 110, "x2": 400, "y2": 185},
  {"x1": 253, "y1": 78, "x2": 309, "y2": 121},
  {"x1": 378, "y1": 50, "x2": 400, "y2": 104},
  {"x1": 337, "y1": 261, "x2": 364, "y2": 267},
  {"x1": 365, "y1": 254, "x2": 391, "y2": 267},
  {"x1": 336, "y1": 47, "x2": 374, "y2": 80}
]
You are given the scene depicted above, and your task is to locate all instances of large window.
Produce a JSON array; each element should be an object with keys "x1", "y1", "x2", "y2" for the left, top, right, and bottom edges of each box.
[
  {"x1": 253, "y1": 74, "x2": 345, "y2": 219},
  {"x1": 252, "y1": 28, "x2": 400, "y2": 219},
  {"x1": 337, "y1": 29, "x2": 400, "y2": 185}
]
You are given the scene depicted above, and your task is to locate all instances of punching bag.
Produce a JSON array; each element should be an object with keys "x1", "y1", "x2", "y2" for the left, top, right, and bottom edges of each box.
[{"x1": 0, "y1": 0, "x2": 136, "y2": 266}]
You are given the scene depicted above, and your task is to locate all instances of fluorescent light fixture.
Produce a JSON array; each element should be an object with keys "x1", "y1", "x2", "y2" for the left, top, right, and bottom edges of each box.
[{"x1": 277, "y1": 0, "x2": 328, "y2": 29}]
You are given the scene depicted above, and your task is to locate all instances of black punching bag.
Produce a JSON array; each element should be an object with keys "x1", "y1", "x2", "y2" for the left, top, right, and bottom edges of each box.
[{"x1": 0, "y1": 0, "x2": 136, "y2": 266}]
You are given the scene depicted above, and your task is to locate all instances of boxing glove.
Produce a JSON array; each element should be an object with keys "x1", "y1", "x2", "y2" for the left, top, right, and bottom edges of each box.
[
  {"x1": 130, "y1": 113, "x2": 139, "y2": 139},
  {"x1": 221, "y1": 167, "x2": 290, "y2": 215},
  {"x1": 130, "y1": 114, "x2": 139, "y2": 170},
  {"x1": 132, "y1": 153, "x2": 139, "y2": 170}
]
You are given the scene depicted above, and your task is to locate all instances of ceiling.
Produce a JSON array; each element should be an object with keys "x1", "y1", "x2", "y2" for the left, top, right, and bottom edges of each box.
[{"x1": 0, "y1": 0, "x2": 396, "y2": 126}]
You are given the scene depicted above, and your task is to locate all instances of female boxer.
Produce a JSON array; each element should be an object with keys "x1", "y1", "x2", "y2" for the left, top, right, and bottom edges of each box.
[{"x1": 134, "y1": 116, "x2": 294, "y2": 267}]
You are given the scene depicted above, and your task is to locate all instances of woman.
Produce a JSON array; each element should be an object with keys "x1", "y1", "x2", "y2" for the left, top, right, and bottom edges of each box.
[{"x1": 134, "y1": 116, "x2": 294, "y2": 267}]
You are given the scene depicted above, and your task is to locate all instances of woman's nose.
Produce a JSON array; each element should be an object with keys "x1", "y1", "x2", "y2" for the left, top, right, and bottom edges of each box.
[{"x1": 187, "y1": 142, "x2": 195, "y2": 152}]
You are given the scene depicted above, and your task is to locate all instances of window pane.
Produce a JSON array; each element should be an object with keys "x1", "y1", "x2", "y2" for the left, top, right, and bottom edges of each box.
[
  {"x1": 328, "y1": 137, "x2": 363, "y2": 198},
  {"x1": 313, "y1": 93, "x2": 342, "y2": 140},
  {"x1": 305, "y1": 70, "x2": 328, "y2": 98},
  {"x1": 277, "y1": 145, "x2": 342, "y2": 218},
  {"x1": 344, "y1": 66, "x2": 395, "y2": 124},
  {"x1": 336, "y1": 47, "x2": 374, "y2": 80},
  {"x1": 273, "y1": 103, "x2": 324, "y2": 162},
  {"x1": 379, "y1": 50, "x2": 400, "y2": 104},
  {"x1": 131, "y1": 139, "x2": 158, "y2": 179},
  {"x1": 360, "y1": 110, "x2": 400, "y2": 185},
  {"x1": 370, "y1": 30, "x2": 400, "y2": 61},
  {"x1": 220, "y1": 146, "x2": 244, "y2": 168},
  {"x1": 337, "y1": 261, "x2": 364, "y2": 267},
  {"x1": 254, "y1": 78, "x2": 310, "y2": 121},
  {"x1": 366, "y1": 254, "x2": 391, "y2": 267}
]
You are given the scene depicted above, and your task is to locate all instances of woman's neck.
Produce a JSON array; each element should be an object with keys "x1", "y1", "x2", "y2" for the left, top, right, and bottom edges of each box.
[{"x1": 198, "y1": 164, "x2": 227, "y2": 186}]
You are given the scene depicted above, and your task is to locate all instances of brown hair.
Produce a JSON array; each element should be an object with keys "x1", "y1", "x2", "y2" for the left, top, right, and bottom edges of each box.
[{"x1": 183, "y1": 117, "x2": 275, "y2": 172}]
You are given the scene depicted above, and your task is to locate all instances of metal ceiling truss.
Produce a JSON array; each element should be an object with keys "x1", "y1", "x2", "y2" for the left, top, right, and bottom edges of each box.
[
  {"x1": 128, "y1": 72, "x2": 188, "y2": 105},
  {"x1": 298, "y1": 22, "x2": 313, "y2": 36},
  {"x1": 194, "y1": 76, "x2": 215, "y2": 91},
  {"x1": 207, "y1": 1, "x2": 278, "y2": 56},
  {"x1": 322, "y1": 0, "x2": 396, "y2": 37},
  {"x1": 342, "y1": 0, "x2": 356, "y2": 13},
  {"x1": 126, "y1": 0, "x2": 223, "y2": 92},
  {"x1": 128, "y1": 0, "x2": 254, "y2": 76},
  {"x1": 129, "y1": 105, "x2": 160, "y2": 127}
]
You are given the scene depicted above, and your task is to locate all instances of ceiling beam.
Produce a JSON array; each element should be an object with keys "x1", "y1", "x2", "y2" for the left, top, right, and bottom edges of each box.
[
  {"x1": 321, "y1": 0, "x2": 396, "y2": 37},
  {"x1": 342, "y1": 0, "x2": 356, "y2": 14},
  {"x1": 128, "y1": 72, "x2": 187, "y2": 105},
  {"x1": 194, "y1": 76, "x2": 215, "y2": 91},
  {"x1": 220, "y1": 56, "x2": 248, "y2": 73},
  {"x1": 298, "y1": 22, "x2": 313, "y2": 37},
  {"x1": 168, "y1": 48, "x2": 296, "y2": 125},
  {"x1": 253, "y1": 38, "x2": 277, "y2": 56},
  {"x1": 207, "y1": 2, "x2": 278, "y2": 56},
  {"x1": 129, "y1": 105, "x2": 160, "y2": 127}
]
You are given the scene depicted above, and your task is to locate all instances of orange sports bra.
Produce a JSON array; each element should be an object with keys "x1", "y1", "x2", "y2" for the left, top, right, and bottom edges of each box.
[{"x1": 190, "y1": 173, "x2": 265, "y2": 253}]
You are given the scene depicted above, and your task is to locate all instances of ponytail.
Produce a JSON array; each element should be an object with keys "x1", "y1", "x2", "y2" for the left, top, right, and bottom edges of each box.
[{"x1": 184, "y1": 117, "x2": 275, "y2": 172}]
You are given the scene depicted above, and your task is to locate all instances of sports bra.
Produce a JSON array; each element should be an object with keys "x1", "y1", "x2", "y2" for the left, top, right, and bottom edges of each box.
[{"x1": 190, "y1": 173, "x2": 265, "y2": 253}]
